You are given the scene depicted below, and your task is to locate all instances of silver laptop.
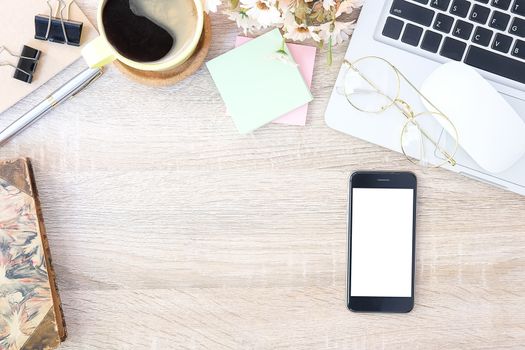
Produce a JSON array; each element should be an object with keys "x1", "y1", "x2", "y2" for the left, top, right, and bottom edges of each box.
[{"x1": 325, "y1": 0, "x2": 525, "y2": 196}]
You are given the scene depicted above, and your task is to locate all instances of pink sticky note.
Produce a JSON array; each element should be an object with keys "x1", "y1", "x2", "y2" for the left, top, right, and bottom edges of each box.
[{"x1": 235, "y1": 36, "x2": 316, "y2": 126}]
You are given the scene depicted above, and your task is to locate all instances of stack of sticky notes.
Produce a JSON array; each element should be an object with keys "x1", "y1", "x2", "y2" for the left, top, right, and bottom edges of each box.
[
  {"x1": 235, "y1": 36, "x2": 316, "y2": 126},
  {"x1": 207, "y1": 29, "x2": 314, "y2": 134}
]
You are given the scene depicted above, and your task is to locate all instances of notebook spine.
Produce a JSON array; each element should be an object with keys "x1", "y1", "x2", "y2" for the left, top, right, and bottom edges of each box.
[{"x1": 26, "y1": 159, "x2": 68, "y2": 342}]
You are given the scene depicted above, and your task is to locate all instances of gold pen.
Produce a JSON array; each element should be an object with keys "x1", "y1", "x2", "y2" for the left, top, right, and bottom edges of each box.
[{"x1": 0, "y1": 67, "x2": 103, "y2": 146}]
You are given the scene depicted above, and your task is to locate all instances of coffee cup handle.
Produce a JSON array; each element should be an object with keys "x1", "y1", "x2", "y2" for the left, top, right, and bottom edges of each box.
[{"x1": 82, "y1": 36, "x2": 116, "y2": 68}]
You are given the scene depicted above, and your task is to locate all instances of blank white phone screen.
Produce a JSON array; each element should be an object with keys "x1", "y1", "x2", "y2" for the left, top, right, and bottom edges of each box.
[{"x1": 351, "y1": 188, "x2": 414, "y2": 297}]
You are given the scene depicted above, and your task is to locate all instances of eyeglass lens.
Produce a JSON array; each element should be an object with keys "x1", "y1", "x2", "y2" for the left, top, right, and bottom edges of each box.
[
  {"x1": 342, "y1": 57, "x2": 400, "y2": 113},
  {"x1": 341, "y1": 57, "x2": 458, "y2": 167}
]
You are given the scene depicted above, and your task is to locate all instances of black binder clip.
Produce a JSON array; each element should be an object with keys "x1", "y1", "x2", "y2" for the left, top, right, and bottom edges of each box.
[
  {"x1": 35, "y1": 0, "x2": 83, "y2": 46},
  {"x1": 0, "y1": 45, "x2": 41, "y2": 84}
]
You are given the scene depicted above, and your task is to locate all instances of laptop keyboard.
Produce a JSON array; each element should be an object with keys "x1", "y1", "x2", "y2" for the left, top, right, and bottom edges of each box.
[{"x1": 382, "y1": 0, "x2": 525, "y2": 85}]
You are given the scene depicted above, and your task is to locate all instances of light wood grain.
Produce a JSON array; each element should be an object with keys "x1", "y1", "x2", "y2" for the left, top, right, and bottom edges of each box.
[{"x1": 0, "y1": 2, "x2": 524, "y2": 349}]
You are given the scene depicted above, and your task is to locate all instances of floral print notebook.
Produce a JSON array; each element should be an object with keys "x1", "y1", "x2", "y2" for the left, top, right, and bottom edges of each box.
[{"x1": 0, "y1": 158, "x2": 66, "y2": 350}]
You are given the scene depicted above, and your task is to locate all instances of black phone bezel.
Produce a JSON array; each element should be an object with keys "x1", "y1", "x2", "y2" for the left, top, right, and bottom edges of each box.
[{"x1": 347, "y1": 171, "x2": 417, "y2": 313}]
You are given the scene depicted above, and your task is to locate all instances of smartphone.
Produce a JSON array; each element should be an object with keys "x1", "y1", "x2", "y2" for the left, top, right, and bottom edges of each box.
[{"x1": 347, "y1": 171, "x2": 417, "y2": 313}]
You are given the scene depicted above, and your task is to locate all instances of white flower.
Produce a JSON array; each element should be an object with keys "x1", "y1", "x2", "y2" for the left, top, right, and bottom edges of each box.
[
  {"x1": 269, "y1": 50, "x2": 298, "y2": 67},
  {"x1": 204, "y1": 0, "x2": 222, "y2": 13},
  {"x1": 323, "y1": 0, "x2": 335, "y2": 10},
  {"x1": 282, "y1": 13, "x2": 320, "y2": 42},
  {"x1": 226, "y1": 9, "x2": 263, "y2": 34},
  {"x1": 336, "y1": 0, "x2": 364, "y2": 16},
  {"x1": 277, "y1": 0, "x2": 293, "y2": 11},
  {"x1": 241, "y1": 0, "x2": 282, "y2": 27},
  {"x1": 317, "y1": 20, "x2": 356, "y2": 46},
  {"x1": 349, "y1": 0, "x2": 365, "y2": 8}
]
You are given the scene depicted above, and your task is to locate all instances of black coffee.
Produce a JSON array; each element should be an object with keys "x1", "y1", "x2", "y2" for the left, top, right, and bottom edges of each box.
[{"x1": 103, "y1": 0, "x2": 173, "y2": 62}]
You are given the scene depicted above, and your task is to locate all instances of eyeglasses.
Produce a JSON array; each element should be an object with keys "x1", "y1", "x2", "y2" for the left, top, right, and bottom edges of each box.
[{"x1": 339, "y1": 56, "x2": 459, "y2": 168}]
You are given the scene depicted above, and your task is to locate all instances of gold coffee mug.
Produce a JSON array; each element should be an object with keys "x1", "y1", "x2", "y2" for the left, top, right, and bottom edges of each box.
[{"x1": 82, "y1": 0, "x2": 204, "y2": 71}]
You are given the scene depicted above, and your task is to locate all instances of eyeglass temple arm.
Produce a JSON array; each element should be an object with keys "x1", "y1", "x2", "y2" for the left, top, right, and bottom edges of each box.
[
  {"x1": 343, "y1": 59, "x2": 447, "y2": 117},
  {"x1": 393, "y1": 65, "x2": 452, "y2": 121}
]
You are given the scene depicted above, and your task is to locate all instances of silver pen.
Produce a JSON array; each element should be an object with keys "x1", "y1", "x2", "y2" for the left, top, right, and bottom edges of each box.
[{"x1": 0, "y1": 67, "x2": 103, "y2": 146}]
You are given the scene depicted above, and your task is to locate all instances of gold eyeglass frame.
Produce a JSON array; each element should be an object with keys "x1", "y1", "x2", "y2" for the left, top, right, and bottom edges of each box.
[{"x1": 341, "y1": 56, "x2": 459, "y2": 167}]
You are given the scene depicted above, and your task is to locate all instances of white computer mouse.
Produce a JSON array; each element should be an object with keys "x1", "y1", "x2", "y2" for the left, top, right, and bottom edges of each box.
[{"x1": 420, "y1": 62, "x2": 525, "y2": 174}]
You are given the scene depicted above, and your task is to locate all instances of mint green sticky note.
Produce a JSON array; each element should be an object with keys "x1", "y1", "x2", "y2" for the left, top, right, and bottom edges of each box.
[{"x1": 207, "y1": 29, "x2": 313, "y2": 134}]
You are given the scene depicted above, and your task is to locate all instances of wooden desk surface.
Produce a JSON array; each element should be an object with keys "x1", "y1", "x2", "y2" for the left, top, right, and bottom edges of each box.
[{"x1": 1, "y1": 3, "x2": 524, "y2": 349}]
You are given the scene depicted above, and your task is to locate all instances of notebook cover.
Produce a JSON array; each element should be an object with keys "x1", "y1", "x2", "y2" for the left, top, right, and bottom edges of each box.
[{"x1": 0, "y1": 158, "x2": 66, "y2": 350}]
